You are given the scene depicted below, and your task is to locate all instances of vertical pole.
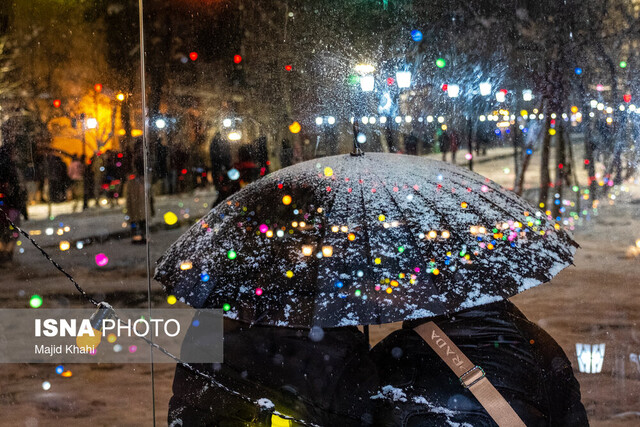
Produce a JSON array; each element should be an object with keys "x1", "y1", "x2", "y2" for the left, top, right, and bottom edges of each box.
[
  {"x1": 82, "y1": 116, "x2": 88, "y2": 211},
  {"x1": 137, "y1": 0, "x2": 156, "y2": 425}
]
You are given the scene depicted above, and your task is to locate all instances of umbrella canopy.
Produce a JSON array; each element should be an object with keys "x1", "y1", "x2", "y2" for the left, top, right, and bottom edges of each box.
[{"x1": 155, "y1": 153, "x2": 578, "y2": 328}]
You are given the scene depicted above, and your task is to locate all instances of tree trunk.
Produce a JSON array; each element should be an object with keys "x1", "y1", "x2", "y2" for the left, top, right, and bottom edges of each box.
[
  {"x1": 539, "y1": 112, "x2": 551, "y2": 208},
  {"x1": 552, "y1": 120, "x2": 567, "y2": 219}
]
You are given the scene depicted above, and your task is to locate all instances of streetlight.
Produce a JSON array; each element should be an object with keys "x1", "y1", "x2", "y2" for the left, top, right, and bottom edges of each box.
[
  {"x1": 315, "y1": 117, "x2": 323, "y2": 125},
  {"x1": 222, "y1": 118, "x2": 232, "y2": 128},
  {"x1": 327, "y1": 116, "x2": 336, "y2": 125},
  {"x1": 228, "y1": 131, "x2": 242, "y2": 141},
  {"x1": 155, "y1": 118, "x2": 166, "y2": 129},
  {"x1": 360, "y1": 75, "x2": 374, "y2": 92},
  {"x1": 355, "y1": 63, "x2": 375, "y2": 74},
  {"x1": 86, "y1": 117, "x2": 98, "y2": 129},
  {"x1": 522, "y1": 89, "x2": 533, "y2": 101},
  {"x1": 396, "y1": 71, "x2": 411, "y2": 88},
  {"x1": 447, "y1": 84, "x2": 460, "y2": 98},
  {"x1": 479, "y1": 82, "x2": 492, "y2": 96},
  {"x1": 496, "y1": 91, "x2": 506, "y2": 103}
]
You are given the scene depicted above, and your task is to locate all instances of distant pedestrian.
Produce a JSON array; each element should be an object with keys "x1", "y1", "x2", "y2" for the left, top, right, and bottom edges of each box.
[
  {"x1": 126, "y1": 138, "x2": 153, "y2": 244},
  {"x1": 253, "y1": 136, "x2": 270, "y2": 176},
  {"x1": 280, "y1": 138, "x2": 293, "y2": 167},
  {"x1": 0, "y1": 142, "x2": 28, "y2": 265},
  {"x1": 68, "y1": 155, "x2": 84, "y2": 212},
  {"x1": 439, "y1": 130, "x2": 451, "y2": 161},
  {"x1": 450, "y1": 128, "x2": 459, "y2": 164},
  {"x1": 232, "y1": 145, "x2": 261, "y2": 190},
  {"x1": 47, "y1": 154, "x2": 70, "y2": 203},
  {"x1": 404, "y1": 133, "x2": 418, "y2": 156},
  {"x1": 209, "y1": 132, "x2": 233, "y2": 206}
]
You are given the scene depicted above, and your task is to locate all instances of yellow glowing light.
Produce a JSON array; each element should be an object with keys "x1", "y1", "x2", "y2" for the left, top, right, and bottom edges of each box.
[
  {"x1": 322, "y1": 246, "x2": 334, "y2": 257},
  {"x1": 441, "y1": 230, "x2": 450, "y2": 239},
  {"x1": 441, "y1": 124, "x2": 448, "y2": 131},
  {"x1": 180, "y1": 261, "x2": 193, "y2": 270},
  {"x1": 76, "y1": 328, "x2": 102, "y2": 350},
  {"x1": 107, "y1": 333, "x2": 117, "y2": 343},
  {"x1": 606, "y1": 117, "x2": 613, "y2": 124},
  {"x1": 116, "y1": 92, "x2": 125, "y2": 101},
  {"x1": 292, "y1": 221, "x2": 298, "y2": 228},
  {"x1": 164, "y1": 211, "x2": 178, "y2": 225},
  {"x1": 554, "y1": 223, "x2": 561, "y2": 230},
  {"x1": 571, "y1": 106, "x2": 578, "y2": 114},
  {"x1": 348, "y1": 233, "x2": 355, "y2": 241},
  {"x1": 282, "y1": 195, "x2": 292, "y2": 205},
  {"x1": 428, "y1": 230, "x2": 437, "y2": 239},
  {"x1": 167, "y1": 295, "x2": 177, "y2": 305},
  {"x1": 271, "y1": 414, "x2": 292, "y2": 427},
  {"x1": 378, "y1": 214, "x2": 386, "y2": 221},
  {"x1": 289, "y1": 121, "x2": 301, "y2": 134},
  {"x1": 131, "y1": 129, "x2": 143, "y2": 137},
  {"x1": 461, "y1": 202, "x2": 468, "y2": 208},
  {"x1": 340, "y1": 226, "x2": 348, "y2": 233},
  {"x1": 331, "y1": 225, "x2": 339, "y2": 232},
  {"x1": 520, "y1": 110, "x2": 528, "y2": 117},
  {"x1": 266, "y1": 230, "x2": 274, "y2": 237},
  {"x1": 433, "y1": 269, "x2": 440, "y2": 275},
  {"x1": 636, "y1": 239, "x2": 640, "y2": 248},
  {"x1": 61, "y1": 371, "x2": 73, "y2": 378},
  {"x1": 549, "y1": 129, "x2": 556, "y2": 136},
  {"x1": 487, "y1": 243, "x2": 494, "y2": 250},
  {"x1": 478, "y1": 227, "x2": 486, "y2": 234},
  {"x1": 386, "y1": 287, "x2": 393, "y2": 294},
  {"x1": 118, "y1": 129, "x2": 126, "y2": 136},
  {"x1": 302, "y1": 245, "x2": 313, "y2": 256},
  {"x1": 286, "y1": 270, "x2": 294, "y2": 278},
  {"x1": 470, "y1": 226, "x2": 478, "y2": 234},
  {"x1": 324, "y1": 167, "x2": 333, "y2": 177},
  {"x1": 317, "y1": 208, "x2": 323, "y2": 213},
  {"x1": 375, "y1": 257, "x2": 382, "y2": 264},
  {"x1": 59, "y1": 241, "x2": 70, "y2": 251},
  {"x1": 391, "y1": 280, "x2": 399, "y2": 287},
  {"x1": 299, "y1": 221, "x2": 306, "y2": 228}
]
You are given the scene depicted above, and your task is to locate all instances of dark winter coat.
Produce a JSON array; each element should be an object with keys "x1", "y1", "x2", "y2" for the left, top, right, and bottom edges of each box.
[
  {"x1": 370, "y1": 300, "x2": 588, "y2": 426},
  {"x1": 169, "y1": 318, "x2": 378, "y2": 426}
]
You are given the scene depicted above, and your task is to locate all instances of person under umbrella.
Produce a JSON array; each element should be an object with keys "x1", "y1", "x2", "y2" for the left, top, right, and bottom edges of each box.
[
  {"x1": 156, "y1": 152, "x2": 584, "y2": 425},
  {"x1": 0, "y1": 141, "x2": 28, "y2": 265},
  {"x1": 370, "y1": 299, "x2": 587, "y2": 426},
  {"x1": 169, "y1": 318, "x2": 378, "y2": 426}
]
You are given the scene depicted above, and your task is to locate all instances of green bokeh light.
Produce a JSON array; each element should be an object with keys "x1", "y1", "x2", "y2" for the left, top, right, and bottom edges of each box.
[{"x1": 30, "y1": 295, "x2": 43, "y2": 308}]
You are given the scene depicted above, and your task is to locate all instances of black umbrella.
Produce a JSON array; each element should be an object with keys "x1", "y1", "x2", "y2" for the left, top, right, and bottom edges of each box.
[{"x1": 154, "y1": 153, "x2": 577, "y2": 327}]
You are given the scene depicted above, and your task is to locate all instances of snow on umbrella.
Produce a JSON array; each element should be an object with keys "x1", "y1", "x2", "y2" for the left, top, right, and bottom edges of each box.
[{"x1": 155, "y1": 153, "x2": 577, "y2": 328}]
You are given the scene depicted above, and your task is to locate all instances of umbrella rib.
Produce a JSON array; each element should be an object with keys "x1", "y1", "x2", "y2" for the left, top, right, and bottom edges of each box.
[
  {"x1": 307, "y1": 170, "x2": 343, "y2": 326},
  {"x1": 356, "y1": 167, "x2": 381, "y2": 324},
  {"x1": 367, "y1": 167, "x2": 452, "y2": 317}
]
